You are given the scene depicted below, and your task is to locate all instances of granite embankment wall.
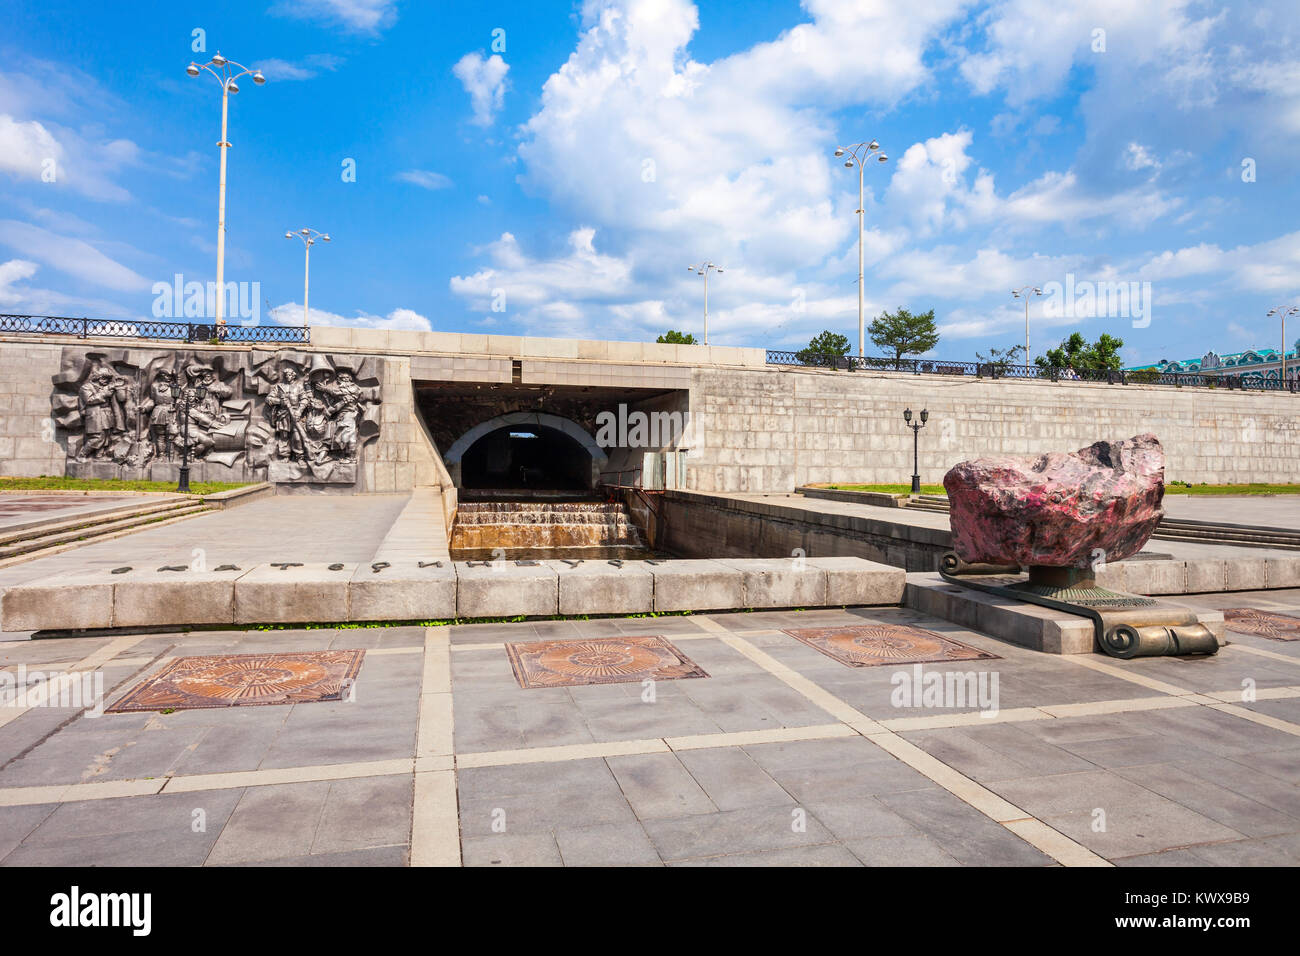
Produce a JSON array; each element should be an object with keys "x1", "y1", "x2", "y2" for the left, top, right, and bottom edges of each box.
[
  {"x1": 1, "y1": 342, "x2": 67, "y2": 479},
  {"x1": 685, "y1": 366, "x2": 1298, "y2": 492},
  {"x1": 3, "y1": 333, "x2": 1296, "y2": 492}
]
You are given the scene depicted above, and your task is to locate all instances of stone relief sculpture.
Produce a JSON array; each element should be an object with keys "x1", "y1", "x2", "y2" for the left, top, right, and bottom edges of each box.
[{"x1": 51, "y1": 347, "x2": 382, "y2": 485}]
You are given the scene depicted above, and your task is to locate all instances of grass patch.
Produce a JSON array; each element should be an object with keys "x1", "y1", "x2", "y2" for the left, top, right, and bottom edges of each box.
[
  {"x1": 822, "y1": 483, "x2": 947, "y2": 495},
  {"x1": 1164, "y1": 482, "x2": 1300, "y2": 496},
  {"x1": 821, "y1": 481, "x2": 1300, "y2": 497},
  {"x1": 246, "y1": 606, "x2": 800, "y2": 631},
  {"x1": 0, "y1": 475, "x2": 251, "y2": 495}
]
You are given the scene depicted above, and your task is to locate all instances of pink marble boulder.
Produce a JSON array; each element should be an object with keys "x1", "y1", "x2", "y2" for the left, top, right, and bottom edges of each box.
[{"x1": 943, "y1": 433, "x2": 1165, "y2": 569}]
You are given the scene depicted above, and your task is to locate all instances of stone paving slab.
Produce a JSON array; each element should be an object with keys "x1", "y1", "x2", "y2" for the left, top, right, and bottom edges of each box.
[
  {"x1": 0, "y1": 494, "x2": 411, "y2": 591},
  {"x1": 1, "y1": 590, "x2": 1300, "y2": 866}
]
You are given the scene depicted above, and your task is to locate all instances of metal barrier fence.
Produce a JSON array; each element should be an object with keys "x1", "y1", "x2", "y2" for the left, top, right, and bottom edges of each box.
[
  {"x1": 0, "y1": 313, "x2": 310, "y2": 344},
  {"x1": 764, "y1": 350, "x2": 1300, "y2": 392}
]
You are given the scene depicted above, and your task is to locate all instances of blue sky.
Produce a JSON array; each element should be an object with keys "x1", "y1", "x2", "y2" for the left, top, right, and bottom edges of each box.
[{"x1": 1, "y1": 0, "x2": 1298, "y2": 367}]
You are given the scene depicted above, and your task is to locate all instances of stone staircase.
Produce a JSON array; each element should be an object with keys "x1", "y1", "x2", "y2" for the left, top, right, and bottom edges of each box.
[
  {"x1": 898, "y1": 493, "x2": 1300, "y2": 551},
  {"x1": 1150, "y1": 516, "x2": 1300, "y2": 551},
  {"x1": 905, "y1": 495, "x2": 951, "y2": 513},
  {"x1": 0, "y1": 497, "x2": 213, "y2": 563}
]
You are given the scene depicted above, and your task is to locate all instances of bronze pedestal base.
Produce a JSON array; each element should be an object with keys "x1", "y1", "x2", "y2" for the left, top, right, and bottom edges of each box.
[{"x1": 939, "y1": 554, "x2": 1219, "y2": 658}]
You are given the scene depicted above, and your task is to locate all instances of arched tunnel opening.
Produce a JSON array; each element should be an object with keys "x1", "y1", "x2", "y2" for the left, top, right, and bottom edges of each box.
[
  {"x1": 414, "y1": 383, "x2": 686, "y2": 559},
  {"x1": 459, "y1": 424, "x2": 594, "y2": 491}
]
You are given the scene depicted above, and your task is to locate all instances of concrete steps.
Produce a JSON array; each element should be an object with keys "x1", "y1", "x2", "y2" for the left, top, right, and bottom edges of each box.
[
  {"x1": 0, "y1": 498, "x2": 213, "y2": 560},
  {"x1": 906, "y1": 495, "x2": 950, "y2": 513},
  {"x1": 1152, "y1": 517, "x2": 1300, "y2": 550},
  {"x1": 830, "y1": 493, "x2": 1300, "y2": 551}
]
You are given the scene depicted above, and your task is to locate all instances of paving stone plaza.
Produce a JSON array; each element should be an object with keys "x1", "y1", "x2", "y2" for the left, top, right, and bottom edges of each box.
[
  {"x1": 2, "y1": 327, "x2": 1300, "y2": 885},
  {"x1": 1, "y1": 485, "x2": 1299, "y2": 871},
  {"x1": 8, "y1": 4, "x2": 1300, "y2": 942}
]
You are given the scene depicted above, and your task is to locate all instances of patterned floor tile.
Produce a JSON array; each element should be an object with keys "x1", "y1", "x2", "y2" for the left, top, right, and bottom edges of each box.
[
  {"x1": 107, "y1": 650, "x2": 365, "y2": 712},
  {"x1": 505, "y1": 636, "x2": 708, "y2": 689}
]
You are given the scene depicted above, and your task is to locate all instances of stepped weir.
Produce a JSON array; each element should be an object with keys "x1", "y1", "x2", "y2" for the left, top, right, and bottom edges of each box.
[{"x1": 449, "y1": 499, "x2": 652, "y2": 561}]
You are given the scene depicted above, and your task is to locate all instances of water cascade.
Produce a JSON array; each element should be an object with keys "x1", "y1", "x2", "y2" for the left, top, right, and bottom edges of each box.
[{"x1": 450, "y1": 500, "x2": 650, "y2": 560}]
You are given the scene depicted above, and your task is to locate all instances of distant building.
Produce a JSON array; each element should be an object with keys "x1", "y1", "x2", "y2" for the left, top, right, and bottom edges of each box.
[{"x1": 1126, "y1": 345, "x2": 1300, "y2": 385}]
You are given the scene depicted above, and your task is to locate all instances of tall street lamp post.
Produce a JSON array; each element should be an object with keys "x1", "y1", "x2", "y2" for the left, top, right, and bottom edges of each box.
[
  {"x1": 286, "y1": 228, "x2": 331, "y2": 327},
  {"x1": 903, "y1": 407, "x2": 929, "y2": 494},
  {"x1": 686, "y1": 261, "x2": 723, "y2": 345},
  {"x1": 1011, "y1": 286, "x2": 1042, "y2": 366},
  {"x1": 170, "y1": 378, "x2": 208, "y2": 494},
  {"x1": 187, "y1": 53, "x2": 265, "y2": 333},
  {"x1": 835, "y1": 140, "x2": 888, "y2": 357},
  {"x1": 1267, "y1": 306, "x2": 1299, "y2": 389}
]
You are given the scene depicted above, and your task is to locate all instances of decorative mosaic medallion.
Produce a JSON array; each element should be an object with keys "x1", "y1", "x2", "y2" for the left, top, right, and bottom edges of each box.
[
  {"x1": 106, "y1": 650, "x2": 366, "y2": 712},
  {"x1": 1221, "y1": 608, "x2": 1300, "y2": 641},
  {"x1": 505, "y1": 636, "x2": 708, "y2": 689},
  {"x1": 782, "y1": 623, "x2": 999, "y2": 668}
]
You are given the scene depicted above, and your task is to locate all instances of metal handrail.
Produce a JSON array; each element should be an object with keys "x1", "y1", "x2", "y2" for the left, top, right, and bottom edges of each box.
[
  {"x1": 0, "y1": 313, "x2": 310, "y2": 344},
  {"x1": 764, "y1": 350, "x2": 1300, "y2": 392}
]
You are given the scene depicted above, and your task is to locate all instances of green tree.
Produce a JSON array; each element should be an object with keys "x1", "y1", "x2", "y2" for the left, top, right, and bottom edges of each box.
[
  {"x1": 975, "y1": 344, "x2": 1025, "y2": 375},
  {"x1": 868, "y1": 307, "x2": 940, "y2": 368},
  {"x1": 656, "y1": 329, "x2": 698, "y2": 345},
  {"x1": 1034, "y1": 332, "x2": 1125, "y2": 372},
  {"x1": 796, "y1": 330, "x2": 851, "y2": 368}
]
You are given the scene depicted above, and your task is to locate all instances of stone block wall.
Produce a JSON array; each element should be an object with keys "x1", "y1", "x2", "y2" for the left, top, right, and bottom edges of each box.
[
  {"x1": 0, "y1": 343, "x2": 65, "y2": 478},
  {"x1": 687, "y1": 366, "x2": 1300, "y2": 492},
  {"x1": 366, "y1": 355, "x2": 446, "y2": 493},
  {"x1": 6, "y1": 334, "x2": 1300, "y2": 495}
]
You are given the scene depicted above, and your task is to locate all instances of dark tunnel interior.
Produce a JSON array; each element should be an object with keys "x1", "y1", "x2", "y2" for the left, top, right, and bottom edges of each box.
[{"x1": 459, "y1": 425, "x2": 593, "y2": 490}]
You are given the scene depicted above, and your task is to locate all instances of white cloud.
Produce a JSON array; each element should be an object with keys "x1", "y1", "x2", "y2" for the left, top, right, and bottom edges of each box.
[
  {"x1": 999, "y1": 171, "x2": 1179, "y2": 229},
  {"x1": 395, "y1": 169, "x2": 454, "y2": 190},
  {"x1": 452, "y1": 52, "x2": 510, "y2": 126},
  {"x1": 1124, "y1": 143, "x2": 1161, "y2": 172},
  {"x1": 253, "y1": 54, "x2": 343, "y2": 81},
  {"x1": 272, "y1": 0, "x2": 398, "y2": 33},
  {"x1": 0, "y1": 221, "x2": 149, "y2": 291},
  {"x1": 0, "y1": 259, "x2": 39, "y2": 305},
  {"x1": 1137, "y1": 231, "x2": 1300, "y2": 294},
  {"x1": 477, "y1": 0, "x2": 976, "y2": 338},
  {"x1": 958, "y1": 0, "x2": 1215, "y2": 105},
  {"x1": 0, "y1": 115, "x2": 62, "y2": 182},
  {"x1": 882, "y1": 130, "x2": 1178, "y2": 236},
  {"x1": 450, "y1": 229, "x2": 634, "y2": 314},
  {"x1": 0, "y1": 257, "x2": 142, "y2": 317},
  {"x1": 0, "y1": 114, "x2": 136, "y2": 201},
  {"x1": 271, "y1": 303, "x2": 434, "y2": 331}
]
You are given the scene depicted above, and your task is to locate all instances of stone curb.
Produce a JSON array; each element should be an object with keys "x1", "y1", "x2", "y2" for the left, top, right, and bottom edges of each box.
[{"x1": 0, "y1": 557, "x2": 906, "y2": 632}]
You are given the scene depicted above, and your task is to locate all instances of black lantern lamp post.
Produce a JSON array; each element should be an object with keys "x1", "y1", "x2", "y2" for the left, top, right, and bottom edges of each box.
[
  {"x1": 170, "y1": 378, "x2": 207, "y2": 493},
  {"x1": 903, "y1": 407, "x2": 929, "y2": 494}
]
